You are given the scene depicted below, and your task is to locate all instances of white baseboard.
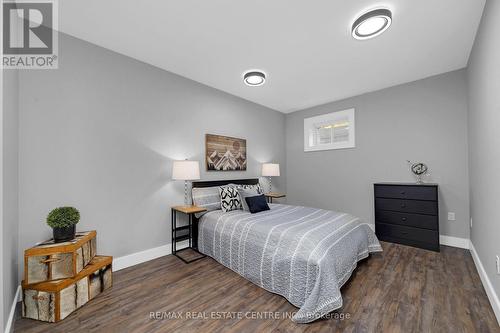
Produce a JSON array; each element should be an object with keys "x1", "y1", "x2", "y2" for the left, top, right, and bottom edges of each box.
[
  {"x1": 4, "y1": 286, "x2": 21, "y2": 333},
  {"x1": 113, "y1": 240, "x2": 188, "y2": 271},
  {"x1": 6, "y1": 237, "x2": 498, "y2": 328},
  {"x1": 5, "y1": 236, "x2": 497, "y2": 332},
  {"x1": 440, "y1": 235, "x2": 470, "y2": 249},
  {"x1": 5, "y1": 240, "x2": 189, "y2": 333},
  {"x1": 469, "y1": 242, "x2": 500, "y2": 326}
]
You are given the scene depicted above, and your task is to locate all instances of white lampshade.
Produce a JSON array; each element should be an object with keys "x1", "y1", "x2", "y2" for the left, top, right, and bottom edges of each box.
[
  {"x1": 262, "y1": 163, "x2": 280, "y2": 177},
  {"x1": 172, "y1": 160, "x2": 200, "y2": 180}
]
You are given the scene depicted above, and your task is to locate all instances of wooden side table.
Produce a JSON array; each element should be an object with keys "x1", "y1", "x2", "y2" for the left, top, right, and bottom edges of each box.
[
  {"x1": 171, "y1": 205, "x2": 207, "y2": 264},
  {"x1": 264, "y1": 192, "x2": 286, "y2": 203}
]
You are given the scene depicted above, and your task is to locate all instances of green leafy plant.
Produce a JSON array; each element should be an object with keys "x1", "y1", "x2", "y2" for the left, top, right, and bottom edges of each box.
[{"x1": 46, "y1": 207, "x2": 80, "y2": 228}]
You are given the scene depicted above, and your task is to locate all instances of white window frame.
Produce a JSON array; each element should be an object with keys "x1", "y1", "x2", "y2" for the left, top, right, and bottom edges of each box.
[{"x1": 304, "y1": 108, "x2": 355, "y2": 152}]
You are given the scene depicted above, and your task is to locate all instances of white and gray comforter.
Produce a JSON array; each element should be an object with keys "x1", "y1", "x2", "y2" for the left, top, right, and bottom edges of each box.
[{"x1": 198, "y1": 204, "x2": 382, "y2": 323}]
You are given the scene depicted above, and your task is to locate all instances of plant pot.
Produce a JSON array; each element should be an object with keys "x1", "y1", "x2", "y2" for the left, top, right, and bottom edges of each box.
[{"x1": 52, "y1": 225, "x2": 76, "y2": 243}]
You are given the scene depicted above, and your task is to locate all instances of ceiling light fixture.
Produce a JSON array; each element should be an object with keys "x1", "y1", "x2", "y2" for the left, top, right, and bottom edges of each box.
[
  {"x1": 352, "y1": 8, "x2": 392, "y2": 40},
  {"x1": 243, "y1": 71, "x2": 266, "y2": 86}
]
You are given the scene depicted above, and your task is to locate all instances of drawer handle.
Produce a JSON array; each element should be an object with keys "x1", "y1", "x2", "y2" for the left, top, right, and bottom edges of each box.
[
  {"x1": 401, "y1": 204, "x2": 406, "y2": 208},
  {"x1": 400, "y1": 191, "x2": 406, "y2": 195},
  {"x1": 401, "y1": 217, "x2": 407, "y2": 221},
  {"x1": 40, "y1": 257, "x2": 61, "y2": 264}
]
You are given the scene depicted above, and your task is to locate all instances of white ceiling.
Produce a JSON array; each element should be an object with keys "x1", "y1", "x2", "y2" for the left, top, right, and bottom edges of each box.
[{"x1": 59, "y1": 0, "x2": 485, "y2": 113}]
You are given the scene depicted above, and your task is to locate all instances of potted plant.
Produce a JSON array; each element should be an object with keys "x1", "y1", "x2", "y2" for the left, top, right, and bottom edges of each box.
[{"x1": 46, "y1": 207, "x2": 80, "y2": 243}]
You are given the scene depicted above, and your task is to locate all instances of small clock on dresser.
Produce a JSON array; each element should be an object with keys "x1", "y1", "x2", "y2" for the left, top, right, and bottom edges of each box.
[{"x1": 374, "y1": 183, "x2": 439, "y2": 252}]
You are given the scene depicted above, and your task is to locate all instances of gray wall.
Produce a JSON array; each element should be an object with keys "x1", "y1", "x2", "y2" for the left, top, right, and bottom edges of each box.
[
  {"x1": 18, "y1": 33, "x2": 286, "y2": 277},
  {"x1": 2, "y1": 68, "x2": 19, "y2": 331},
  {"x1": 467, "y1": 0, "x2": 500, "y2": 299},
  {"x1": 1, "y1": 65, "x2": 3, "y2": 333},
  {"x1": 286, "y1": 70, "x2": 470, "y2": 239}
]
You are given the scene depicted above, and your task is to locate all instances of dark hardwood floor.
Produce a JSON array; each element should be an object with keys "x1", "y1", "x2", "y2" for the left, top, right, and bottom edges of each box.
[{"x1": 14, "y1": 242, "x2": 500, "y2": 333}]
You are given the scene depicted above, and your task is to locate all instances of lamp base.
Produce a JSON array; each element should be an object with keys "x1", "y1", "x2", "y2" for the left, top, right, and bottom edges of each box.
[{"x1": 184, "y1": 180, "x2": 189, "y2": 206}]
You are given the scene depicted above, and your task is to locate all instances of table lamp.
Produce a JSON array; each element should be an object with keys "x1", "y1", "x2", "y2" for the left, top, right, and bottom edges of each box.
[
  {"x1": 172, "y1": 160, "x2": 201, "y2": 205},
  {"x1": 262, "y1": 163, "x2": 280, "y2": 193}
]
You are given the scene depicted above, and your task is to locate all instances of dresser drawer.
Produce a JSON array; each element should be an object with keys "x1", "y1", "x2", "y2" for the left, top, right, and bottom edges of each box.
[
  {"x1": 375, "y1": 223, "x2": 439, "y2": 246},
  {"x1": 375, "y1": 210, "x2": 438, "y2": 230},
  {"x1": 374, "y1": 185, "x2": 437, "y2": 201},
  {"x1": 375, "y1": 198, "x2": 438, "y2": 215}
]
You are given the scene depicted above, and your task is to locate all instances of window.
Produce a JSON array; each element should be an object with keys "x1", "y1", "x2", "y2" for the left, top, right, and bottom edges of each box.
[{"x1": 304, "y1": 108, "x2": 355, "y2": 151}]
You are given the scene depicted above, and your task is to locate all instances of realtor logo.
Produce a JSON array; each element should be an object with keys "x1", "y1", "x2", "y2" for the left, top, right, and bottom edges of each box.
[{"x1": 2, "y1": 0, "x2": 58, "y2": 69}]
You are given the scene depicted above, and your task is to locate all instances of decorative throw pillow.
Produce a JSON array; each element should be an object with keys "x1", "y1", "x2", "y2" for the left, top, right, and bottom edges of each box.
[
  {"x1": 192, "y1": 186, "x2": 221, "y2": 217},
  {"x1": 245, "y1": 195, "x2": 270, "y2": 214},
  {"x1": 237, "y1": 188, "x2": 260, "y2": 212},
  {"x1": 219, "y1": 185, "x2": 242, "y2": 212}
]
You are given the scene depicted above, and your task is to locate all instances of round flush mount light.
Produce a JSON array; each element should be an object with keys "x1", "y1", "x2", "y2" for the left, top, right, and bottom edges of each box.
[
  {"x1": 243, "y1": 70, "x2": 266, "y2": 86},
  {"x1": 352, "y1": 8, "x2": 392, "y2": 40}
]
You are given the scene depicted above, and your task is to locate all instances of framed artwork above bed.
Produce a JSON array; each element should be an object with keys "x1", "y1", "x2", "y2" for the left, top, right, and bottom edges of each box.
[{"x1": 206, "y1": 134, "x2": 247, "y2": 171}]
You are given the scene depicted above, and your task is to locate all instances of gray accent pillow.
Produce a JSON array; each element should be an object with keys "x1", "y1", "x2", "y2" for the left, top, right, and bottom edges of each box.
[
  {"x1": 237, "y1": 188, "x2": 260, "y2": 212},
  {"x1": 192, "y1": 186, "x2": 221, "y2": 217},
  {"x1": 232, "y1": 183, "x2": 264, "y2": 194}
]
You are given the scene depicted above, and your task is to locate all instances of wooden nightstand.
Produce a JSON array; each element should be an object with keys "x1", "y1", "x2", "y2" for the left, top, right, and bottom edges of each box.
[
  {"x1": 264, "y1": 192, "x2": 286, "y2": 203},
  {"x1": 171, "y1": 205, "x2": 207, "y2": 263}
]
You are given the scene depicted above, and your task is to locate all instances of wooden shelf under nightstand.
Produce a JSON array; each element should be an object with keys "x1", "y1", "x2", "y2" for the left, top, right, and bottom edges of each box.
[
  {"x1": 264, "y1": 192, "x2": 286, "y2": 203},
  {"x1": 171, "y1": 205, "x2": 207, "y2": 264}
]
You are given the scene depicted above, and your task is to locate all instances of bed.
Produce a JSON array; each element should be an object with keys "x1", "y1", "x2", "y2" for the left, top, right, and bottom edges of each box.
[{"x1": 191, "y1": 179, "x2": 382, "y2": 323}]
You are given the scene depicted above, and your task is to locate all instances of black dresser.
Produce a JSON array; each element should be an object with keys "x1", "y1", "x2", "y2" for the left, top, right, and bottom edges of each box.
[{"x1": 374, "y1": 183, "x2": 439, "y2": 252}]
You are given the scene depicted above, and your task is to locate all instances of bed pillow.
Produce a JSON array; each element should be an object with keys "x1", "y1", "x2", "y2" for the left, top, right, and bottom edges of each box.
[
  {"x1": 192, "y1": 186, "x2": 221, "y2": 217},
  {"x1": 245, "y1": 195, "x2": 270, "y2": 214},
  {"x1": 237, "y1": 188, "x2": 260, "y2": 212},
  {"x1": 219, "y1": 185, "x2": 242, "y2": 212},
  {"x1": 234, "y1": 183, "x2": 263, "y2": 194}
]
